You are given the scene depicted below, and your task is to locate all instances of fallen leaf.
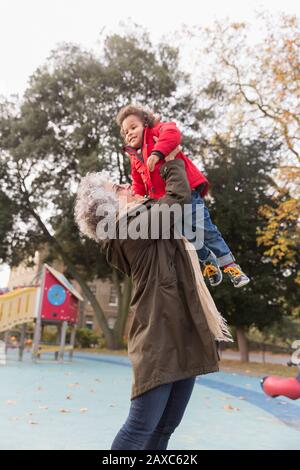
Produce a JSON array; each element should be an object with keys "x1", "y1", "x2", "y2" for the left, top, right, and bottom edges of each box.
[
  {"x1": 59, "y1": 408, "x2": 70, "y2": 413},
  {"x1": 224, "y1": 404, "x2": 240, "y2": 412},
  {"x1": 80, "y1": 408, "x2": 88, "y2": 413},
  {"x1": 224, "y1": 404, "x2": 234, "y2": 411},
  {"x1": 6, "y1": 400, "x2": 16, "y2": 405}
]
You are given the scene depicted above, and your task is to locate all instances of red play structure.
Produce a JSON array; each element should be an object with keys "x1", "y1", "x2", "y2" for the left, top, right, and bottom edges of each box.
[
  {"x1": 261, "y1": 374, "x2": 300, "y2": 400},
  {"x1": 0, "y1": 264, "x2": 83, "y2": 362}
]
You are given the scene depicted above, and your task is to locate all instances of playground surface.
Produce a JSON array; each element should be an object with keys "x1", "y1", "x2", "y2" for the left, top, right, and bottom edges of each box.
[{"x1": 0, "y1": 351, "x2": 300, "y2": 450}]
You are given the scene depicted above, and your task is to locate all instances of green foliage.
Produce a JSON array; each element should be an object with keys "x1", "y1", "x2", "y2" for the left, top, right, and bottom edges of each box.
[
  {"x1": 204, "y1": 135, "x2": 296, "y2": 330},
  {"x1": 75, "y1": 328, "x2": 103, "y2": 348}
]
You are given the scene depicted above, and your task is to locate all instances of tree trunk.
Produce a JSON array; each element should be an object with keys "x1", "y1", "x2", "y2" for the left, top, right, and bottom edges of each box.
[{"x1": 236, "y1": 326, "x2": 249, "y2": 362}]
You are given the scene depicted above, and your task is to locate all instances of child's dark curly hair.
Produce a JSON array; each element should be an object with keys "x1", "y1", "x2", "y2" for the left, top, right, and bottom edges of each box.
[{"x1": 116, "y1": 104, "x2": 160, "y2": 139}]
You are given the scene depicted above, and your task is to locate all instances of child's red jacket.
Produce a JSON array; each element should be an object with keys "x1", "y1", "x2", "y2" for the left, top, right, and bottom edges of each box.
[{"x1": 124, "y1": 121, "x2": 209, "y2": 199}]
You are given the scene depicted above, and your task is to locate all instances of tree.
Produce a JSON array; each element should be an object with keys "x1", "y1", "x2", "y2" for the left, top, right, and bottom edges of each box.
[
  {"x1": 0, "y1": 30, "x2": 195, "y2": 349},
  {"x1": 257, "y1": 194, "x2": 300, "y2": 286},
  {"x1": 204, "y1": 135, "x2": 296, "y2": 361},
  {"x1": 186, "y1": 13, "x2": 300, "y2": 278}
]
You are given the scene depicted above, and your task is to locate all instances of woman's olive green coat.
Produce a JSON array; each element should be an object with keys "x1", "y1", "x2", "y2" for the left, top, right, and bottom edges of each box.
[{"x1": 101, "y1": 160, "x2": 219, "y2": 400}]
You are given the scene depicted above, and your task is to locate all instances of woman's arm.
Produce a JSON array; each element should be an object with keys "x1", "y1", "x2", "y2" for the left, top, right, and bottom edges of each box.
[{"x1": 126, "y1": 159, "x2": 191, "y2": 242}]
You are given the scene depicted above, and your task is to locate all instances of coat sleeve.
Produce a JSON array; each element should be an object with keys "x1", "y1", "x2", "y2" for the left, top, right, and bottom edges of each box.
[
  {"x1": 158, "y1": 159, "x2": 191, "y2": 207},
  {"x1": 151, "y1": 122, "x2": 182, "y2": 157},
  {"x1": 127, "y1": 160, "x2": 191, "y2": 243},
  {"x1": 131, "y1": 162, "x2": 146, "y2": 196}
]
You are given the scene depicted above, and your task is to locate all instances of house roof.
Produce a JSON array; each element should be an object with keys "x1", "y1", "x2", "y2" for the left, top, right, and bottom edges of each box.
[{"x1": 45, "y1": 264, "x2": 84, "y2": 301}]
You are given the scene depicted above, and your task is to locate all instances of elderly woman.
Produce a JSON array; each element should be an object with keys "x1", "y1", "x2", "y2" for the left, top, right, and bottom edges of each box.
[{"x1": 75, "y1": 149, "x2": 232, "y2": 450}]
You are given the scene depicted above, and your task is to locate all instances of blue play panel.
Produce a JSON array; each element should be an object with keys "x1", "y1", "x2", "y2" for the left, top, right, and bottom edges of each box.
[{"x1": 0, "y1": 351, "x2": 299, "y2": 450}]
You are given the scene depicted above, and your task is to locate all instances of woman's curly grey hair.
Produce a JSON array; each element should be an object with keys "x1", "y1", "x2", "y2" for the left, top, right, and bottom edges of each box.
[{"x1": 74, "y1": 171, "x2": 119, "y2": 241}]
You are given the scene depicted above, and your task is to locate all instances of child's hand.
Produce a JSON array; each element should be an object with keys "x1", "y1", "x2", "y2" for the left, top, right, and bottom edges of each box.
[{"x1": 147, "y1": 154, "x2": 160, "y2": 172}]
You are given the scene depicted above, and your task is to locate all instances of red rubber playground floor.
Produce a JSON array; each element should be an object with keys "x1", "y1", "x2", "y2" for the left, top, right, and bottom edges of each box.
[{"x1": 0, "y1": 351, "x2": 299, "y2": 450}]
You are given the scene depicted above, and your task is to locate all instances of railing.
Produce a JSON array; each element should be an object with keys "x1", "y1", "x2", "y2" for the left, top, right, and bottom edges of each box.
[{"x1": 0, "y1": 288, "x2": 38, "y2": 333}]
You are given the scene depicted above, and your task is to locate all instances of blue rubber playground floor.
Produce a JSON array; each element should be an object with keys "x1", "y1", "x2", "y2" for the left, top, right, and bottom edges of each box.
[{"x1": 1, "y1": 351, "x2": 300, "y2": 450}]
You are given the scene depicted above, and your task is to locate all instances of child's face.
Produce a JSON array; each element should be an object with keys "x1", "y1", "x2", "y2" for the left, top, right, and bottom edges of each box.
[{"x1": 122, "y1": 115, "x2": 144, "y2": 148}]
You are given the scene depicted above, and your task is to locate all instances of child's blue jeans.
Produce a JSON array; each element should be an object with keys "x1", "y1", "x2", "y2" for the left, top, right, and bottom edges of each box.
[
  {"x1": 111, "y1": 377, "x2": 196, "y2": 450},
  {"x1": 183, "y1": 190, "x2": 235, "y2": 267}
]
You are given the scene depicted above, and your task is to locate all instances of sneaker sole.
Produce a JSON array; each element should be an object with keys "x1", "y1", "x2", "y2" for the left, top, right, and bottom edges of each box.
[
  {"x1": 234, "y1": 278, "x2": 250, "y2": 288},
  {"x1": 210, "y1": 272, "x2": 223, "y2": 287}
]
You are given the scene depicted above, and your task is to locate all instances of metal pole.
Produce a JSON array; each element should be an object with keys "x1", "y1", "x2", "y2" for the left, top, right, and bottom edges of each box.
[
  {"x1": 32, "y1": 265, "x2": 46, "y2": 361},
  {"x1": 59, "y1": 321, "x2": 68, "y2": 362},
  {"x1": 69, "y1": 324, "x2": 76, "y2": 361},
  {"x1": 18, "y1": 323, "x2": 26, "y2": 361}
]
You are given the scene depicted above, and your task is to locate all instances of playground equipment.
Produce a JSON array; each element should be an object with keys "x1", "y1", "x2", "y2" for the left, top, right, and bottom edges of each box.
[
  {"x1": 0, "y1": 340, "x2": 6, "y2": 365},
  {"x1": 261, "y1": 355, "x2": 300, "y2": 400},
  {"x1": 261, "y1": 374, "x2": 300, "y2": 400},
  {"x1": 0, "y1": 264, "x2": 83, "y2": 361}
]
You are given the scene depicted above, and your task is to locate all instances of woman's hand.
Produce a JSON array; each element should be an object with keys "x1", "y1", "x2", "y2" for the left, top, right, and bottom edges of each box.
[{"x1": 165, "y1": 145, "x2": 182, "y2": 162}]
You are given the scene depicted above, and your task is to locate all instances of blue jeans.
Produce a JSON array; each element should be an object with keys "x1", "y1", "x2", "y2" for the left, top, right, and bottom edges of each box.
[
  {"x1": 183, "y1": 191, "x2": 234, "y2": 267},
  {"x1": 111, "y1": 377, "x2": 196, "y2": 450}
]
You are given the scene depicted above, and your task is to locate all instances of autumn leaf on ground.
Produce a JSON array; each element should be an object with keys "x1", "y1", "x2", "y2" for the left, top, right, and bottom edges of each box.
[{"x1": 224, "y1": 404, "x2": 241, "y2": 411}]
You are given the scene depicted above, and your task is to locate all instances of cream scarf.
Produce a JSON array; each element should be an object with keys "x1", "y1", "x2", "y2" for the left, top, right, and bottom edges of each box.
[
  {"x1": 182, "y1": 236, "x2": 233, "y2": 343},
  {"x1": 119, "y1": 201, "x2": 233, "y2": 343}
]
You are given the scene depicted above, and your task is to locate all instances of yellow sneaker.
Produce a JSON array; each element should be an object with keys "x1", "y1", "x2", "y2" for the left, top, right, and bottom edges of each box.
[
  {"x1": 203, "y1": 261, "x2": 223, "y2": 287},
  {"x1": 223, "y1": 264, "x2": 250, "y2": 288}
]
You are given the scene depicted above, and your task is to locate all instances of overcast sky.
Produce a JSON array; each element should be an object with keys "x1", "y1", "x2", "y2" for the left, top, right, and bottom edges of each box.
[{"x1": 0, "y1": 0, "x2": 299, "y2": 286}]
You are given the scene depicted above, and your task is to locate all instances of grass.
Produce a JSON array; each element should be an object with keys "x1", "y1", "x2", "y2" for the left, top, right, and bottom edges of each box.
[
  {"x1": 74, "y1": 347, "x2": 298, "y2": 378},
  {"x1": 219, "y1": 359, "x2": 296, "y2": 377}
]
